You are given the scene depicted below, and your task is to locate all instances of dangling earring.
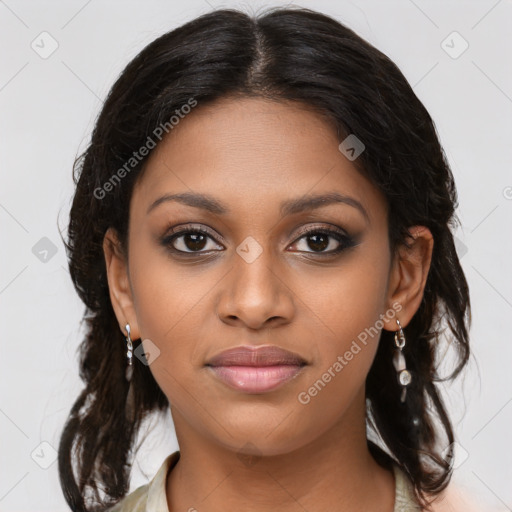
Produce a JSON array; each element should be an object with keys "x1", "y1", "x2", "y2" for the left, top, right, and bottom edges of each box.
[
  {"x1": 125, "y1": 323, "x2": 134, "y2": 382},
  {"x1": 393, "y1": 319, "x2": 412, "y2": 403}
]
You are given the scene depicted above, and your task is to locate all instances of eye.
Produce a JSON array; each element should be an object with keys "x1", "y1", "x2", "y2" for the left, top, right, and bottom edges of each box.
[
  {"x1": 288, "y1": 226, "x2": 355, "y2": 255},
  {"x1": 162, "y1": 224, "x2": 356, "y2": 256},
  {"x1": 163, "y1": 226, "x2": 223, "y2": 253}
]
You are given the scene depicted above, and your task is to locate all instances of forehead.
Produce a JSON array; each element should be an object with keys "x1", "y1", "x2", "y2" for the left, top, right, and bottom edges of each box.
[{"x1": 131, "y1": 96, "x2": 386, "y2": 223}]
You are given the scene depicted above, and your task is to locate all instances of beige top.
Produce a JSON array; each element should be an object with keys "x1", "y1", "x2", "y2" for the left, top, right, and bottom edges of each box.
[{"x1": 107, "y1": 451, "x2": 423, "y2": 512}]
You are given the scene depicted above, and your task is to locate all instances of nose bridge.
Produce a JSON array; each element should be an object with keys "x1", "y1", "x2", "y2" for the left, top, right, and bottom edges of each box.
[{"x1": 216, "y1": 236, "x2": 295, "y2": 329}]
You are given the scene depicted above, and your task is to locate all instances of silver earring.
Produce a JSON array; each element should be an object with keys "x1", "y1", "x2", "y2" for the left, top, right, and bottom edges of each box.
[
  {"x1": 125, "y1": 323, "x2": 133, "y2": 382},
  {"x1": 393, "y1": 319, "x2": 412, "y2": 403}
]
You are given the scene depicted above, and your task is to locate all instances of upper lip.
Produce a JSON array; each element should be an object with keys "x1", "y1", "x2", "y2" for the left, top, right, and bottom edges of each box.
[{"x1": 206, "y1": 345, "x2": 307, "y2": 367}]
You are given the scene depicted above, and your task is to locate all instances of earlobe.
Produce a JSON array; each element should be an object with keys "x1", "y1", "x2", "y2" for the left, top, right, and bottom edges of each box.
[
  {"x1": 103, "y1": 227, "x2": 140, "y2": 339},
  {"x1": 384, "y1": 226, "x2": 434, "y2": 330}
]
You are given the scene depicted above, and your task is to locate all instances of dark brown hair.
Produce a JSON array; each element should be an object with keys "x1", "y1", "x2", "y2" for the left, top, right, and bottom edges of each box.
[{"x1": 58, "y1": 6, "x2": 471, "y2": 511}]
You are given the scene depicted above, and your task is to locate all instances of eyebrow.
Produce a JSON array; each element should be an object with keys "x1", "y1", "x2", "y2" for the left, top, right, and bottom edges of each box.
[{"x1": 147, "y1": 191, "x2": 369, "y2": 223}]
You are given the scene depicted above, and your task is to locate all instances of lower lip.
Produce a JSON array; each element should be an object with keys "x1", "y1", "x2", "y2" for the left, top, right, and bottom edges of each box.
[{"x1": 208, "y1": 365, "x2": 304, "y2": 393}]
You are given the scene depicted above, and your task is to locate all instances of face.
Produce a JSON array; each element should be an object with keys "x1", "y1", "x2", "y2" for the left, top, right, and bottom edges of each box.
[{"x1": 107, "y1": 96, "x2": 412, "y2": 457}]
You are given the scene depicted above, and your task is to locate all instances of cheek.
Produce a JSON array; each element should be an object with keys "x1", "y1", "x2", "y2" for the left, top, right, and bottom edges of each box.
[
  {"x1": 296, "y1": 249, "x2": 391, "y2": 392},
  {"x1": 129, "y1": 237, "x2": 209, "y2": 340},
  {"x1": 305, "y1": 249, "x2": 390, "y2": 351},
  {"x1": 128, "y1": 245, "x2": 219, "y2": 393}
]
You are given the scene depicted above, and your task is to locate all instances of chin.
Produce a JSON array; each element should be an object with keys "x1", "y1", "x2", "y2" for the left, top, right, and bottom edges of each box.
[{"x1": 211, "y1": 421, "x2": 316, "y2": 459}]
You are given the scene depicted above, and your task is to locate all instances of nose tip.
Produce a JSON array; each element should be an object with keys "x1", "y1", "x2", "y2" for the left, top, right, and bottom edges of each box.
[{"x1": 215, "y1": 254, "x2": 296, "y2": 330}]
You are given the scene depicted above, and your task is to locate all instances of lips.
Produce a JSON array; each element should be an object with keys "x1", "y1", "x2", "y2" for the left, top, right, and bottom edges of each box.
[
  {"x1": 206, "y1": 345, "x2": 306, "y2": 367},
  {"x1": 205, "y1": 345, "x2": 307, "y2": 394}
]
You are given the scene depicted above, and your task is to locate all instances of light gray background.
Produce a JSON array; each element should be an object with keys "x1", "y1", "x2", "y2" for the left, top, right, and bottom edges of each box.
[{"x1": 1, "y1": 0, "x2": 511, "y2": 510}]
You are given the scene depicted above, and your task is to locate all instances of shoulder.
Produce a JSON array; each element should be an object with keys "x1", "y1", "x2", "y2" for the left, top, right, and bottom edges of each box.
[
  {"x1": 106, "y1": 483, "x2": 149, "y2": 512},
  {"x1": 106, "y1": 451, "x2": 180, "y2": 512},
  {"x1": 392, "y1": 463, "x2": 493, "y2": 512},
  {"x1": 427, "y1": 484, "x2": 494, "y2": 512}
]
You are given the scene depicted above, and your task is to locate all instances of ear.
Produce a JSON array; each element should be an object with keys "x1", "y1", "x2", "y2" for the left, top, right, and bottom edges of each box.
[
  {"x1": 383, "y1": 226, "x2": 434, "y2": 331},
  {"x1": 103, "y1": 227, "x2": 141, "y2": 340}
]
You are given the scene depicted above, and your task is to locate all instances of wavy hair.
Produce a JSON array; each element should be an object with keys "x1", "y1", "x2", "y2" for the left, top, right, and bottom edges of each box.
[{"x1": 58, "y1": 6, "x2": 471, "y2": 511}]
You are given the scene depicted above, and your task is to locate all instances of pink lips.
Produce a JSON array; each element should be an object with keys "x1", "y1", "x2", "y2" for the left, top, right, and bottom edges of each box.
[{"x1": 206, "y1": 345, "x2": 306, "y2": 394}]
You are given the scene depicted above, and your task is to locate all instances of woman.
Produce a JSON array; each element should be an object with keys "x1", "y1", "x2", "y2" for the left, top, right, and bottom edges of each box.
[{"x1": 58, "y1": 7, "x2": 474, "y2": 511}]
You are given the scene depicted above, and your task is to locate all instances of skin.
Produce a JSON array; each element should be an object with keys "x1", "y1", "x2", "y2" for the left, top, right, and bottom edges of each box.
[{"x1": 103, "y1": 96, "x2": 433, "y2": 512}]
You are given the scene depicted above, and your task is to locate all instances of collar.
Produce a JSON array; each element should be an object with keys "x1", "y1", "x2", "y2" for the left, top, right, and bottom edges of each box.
[
  {"x1": 142, "y1": 451, "x2": 420, "y2": 512},
  {"x1": 145, "y1": 450, "x2": 180, "y2": 512}
]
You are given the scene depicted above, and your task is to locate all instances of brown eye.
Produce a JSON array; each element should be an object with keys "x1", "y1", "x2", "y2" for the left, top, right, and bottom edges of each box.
[
  {"x1": 289, "y1": 228, "x2": 354, "y2": 255},
  {"x1": 302, "y1": 233, "x2": 332, "y2": 252},
  {"x1": 164, "y1": 227, "x2": 224, "y2": 253}
]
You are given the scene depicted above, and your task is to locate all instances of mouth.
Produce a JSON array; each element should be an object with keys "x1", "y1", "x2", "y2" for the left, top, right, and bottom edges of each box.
[{"x1": 205, "y1": 345, "x2": 307, "y2": 394}]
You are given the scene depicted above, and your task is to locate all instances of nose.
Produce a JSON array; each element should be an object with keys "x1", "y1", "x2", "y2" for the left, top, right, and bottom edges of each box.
[{"x1": 216, "y1": 249, "x2": 296, "y2": 331}]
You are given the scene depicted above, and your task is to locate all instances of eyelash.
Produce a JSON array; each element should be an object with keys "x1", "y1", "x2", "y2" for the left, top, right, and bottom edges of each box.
[{"x1": 161, "y1": 223, "x2": 356, "y2": 257}]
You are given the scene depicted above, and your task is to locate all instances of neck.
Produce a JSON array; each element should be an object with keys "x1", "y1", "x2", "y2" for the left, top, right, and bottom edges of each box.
[{"x1": 166, "y1": 389, "x2": 396, "y2": 512}]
